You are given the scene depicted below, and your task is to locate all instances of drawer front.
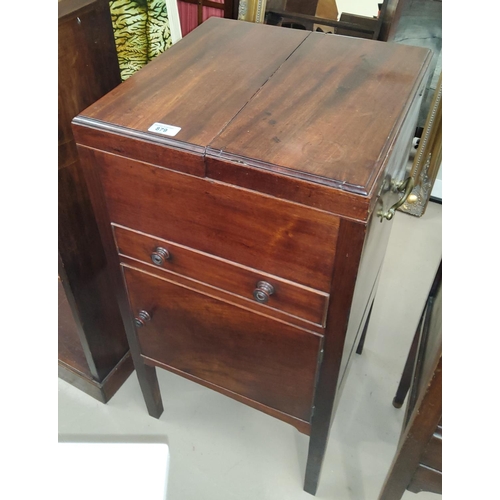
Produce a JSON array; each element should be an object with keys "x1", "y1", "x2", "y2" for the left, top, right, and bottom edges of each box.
[
  {"x1": 95, "y1": 149, "x2": 340, "y2": 292},
  {"x1": 123, "y1": 265, "x2": 322, "y2": 422},
  {"x1": 114, "y1": 225, "x2": 329, "y2": 326}
]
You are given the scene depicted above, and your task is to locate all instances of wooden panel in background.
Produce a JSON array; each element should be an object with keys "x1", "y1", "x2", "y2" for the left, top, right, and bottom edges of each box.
[{"x1": 58, "y1": 0, "x2": 133, "y2": 401}]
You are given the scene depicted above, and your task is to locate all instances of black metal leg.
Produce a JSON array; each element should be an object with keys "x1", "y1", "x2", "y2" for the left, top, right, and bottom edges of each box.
[{"x1": 392, "y1": 324, "x2": 421, "y2": 409}]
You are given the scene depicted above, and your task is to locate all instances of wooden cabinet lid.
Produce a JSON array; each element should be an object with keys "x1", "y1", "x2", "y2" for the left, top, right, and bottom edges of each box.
[
  {"x1": 208, "y1": 32, "x2": 431, "y2": 195},
  {"x1": 74, "y1": 18, "x2": 309, "y2": 155},
  {"x1": 74, "y1": 18, "x2": 431, "y2": 196}
]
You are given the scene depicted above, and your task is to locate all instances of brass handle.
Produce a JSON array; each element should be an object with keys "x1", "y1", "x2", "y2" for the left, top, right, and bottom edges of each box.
[
  {"x1": 134, "y1": 310, "x2": 151, "y2": 328},
  {"x1": 378, "y1": 177, "x2": 415, "y2": 221},
  {"x1": 253, "y1": 281, "x2": 275, "y2": 304},
  {"x1": 151, "y1": 247, "x2": 170, "y2": 266}
]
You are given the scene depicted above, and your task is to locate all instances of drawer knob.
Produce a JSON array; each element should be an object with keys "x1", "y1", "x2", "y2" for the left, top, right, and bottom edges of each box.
[
  {"x1": 151, "y1": 247, "x2": 170, "y2": 266},
  {"x1": 253, "y1": 281, "x2": 275, "y2": 304},
  {"x1": 134, "y1": 310, "x2": 152, "y2": 328}
]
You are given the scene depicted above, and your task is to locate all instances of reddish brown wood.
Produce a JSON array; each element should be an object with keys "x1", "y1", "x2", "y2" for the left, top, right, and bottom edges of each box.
[
  {"x1": 58, "y1": 276, "x2": 91, "y2": 379},
  {"x1": 208, "y1": 32, "x2": 432, "y2": 196},
  {"x1": 113, "y1": 225, "x2": 330, "y2": 326},
  {"x1": 74, "y1": 145, "x2": 165, "y2": 418},
  {"x1": 335, "y1": 12, "x2": 380, "y2": 39},
  {"x1": 59, "y1": 0, "x2": 121, "y2": 172},
  {"x1": 76, "y1": 18, "x2": 309, "y2": 150},
  {"x1": 120, "y1": 257, "x2": 325, "y2": 335},
  {"x1": 304, "y1": 218, "x2": 367, "y2": 494},
  {"x1": 123, "y1": 265, "x2": 322, "y2": 422},
  {"x1": 205, "y1": 156, "x2": 371, "y2": 220},
  {"x1": 72, "y1": 122, "x2": 207, "y2": 177},
  {"x1": 58, "y1": 0, "x2": 133, "y2": 402},
  {"x1": 72, "y1": 19, "x2": 432, "y2": 495},
  {"x1": 144, "y1": 355, "x2": 311, "y2": 435},
  {"x1": 378, "y1": 0, "x2": 407, "y2": 42},
  {"x1": 90, "y1": 149, "x2": 340, "y2": 292}
]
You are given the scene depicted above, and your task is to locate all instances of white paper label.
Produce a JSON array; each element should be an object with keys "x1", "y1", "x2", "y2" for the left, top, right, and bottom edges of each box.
[{"x1": 148, "y1": 122, "x2": 181, "y2": 137}]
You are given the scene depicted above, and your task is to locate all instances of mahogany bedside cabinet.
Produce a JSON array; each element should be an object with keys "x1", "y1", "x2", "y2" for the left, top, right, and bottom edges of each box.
[{"x1": 72, "y1": 18, "x2": 432, "y2": 494}]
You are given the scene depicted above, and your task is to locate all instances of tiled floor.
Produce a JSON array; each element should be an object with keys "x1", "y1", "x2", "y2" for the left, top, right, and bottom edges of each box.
[{"x1": 58, "y1": 201, "x2": 442, "y2": 500}]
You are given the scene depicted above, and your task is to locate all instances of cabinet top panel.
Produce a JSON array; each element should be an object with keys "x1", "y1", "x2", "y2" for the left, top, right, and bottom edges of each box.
[
  {"x1": 76, "y1": 18, "x2": 309, "y2": 152},
  {"x1": 75, "y1": 17, "x2": 431, "y2": 196},
  {"x1": 209, "y1": 32, "x2": 431, "y2": 194}
]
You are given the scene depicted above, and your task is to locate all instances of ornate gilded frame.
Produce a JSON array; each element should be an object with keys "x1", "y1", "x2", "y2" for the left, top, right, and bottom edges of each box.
[
  {"x1": 238, "y1": 0, "x2": 268, "y2": 23},
  {"x1": 400, "y1": 72, "x2": 442, "y2": 217}
]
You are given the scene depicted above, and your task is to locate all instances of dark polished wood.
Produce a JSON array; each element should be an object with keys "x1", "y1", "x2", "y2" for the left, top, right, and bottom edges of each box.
[
  {"x1": 72, "y1": 18, "x2": 431, "y2": 494},
  {"x1": 378, "y1": 0, "x2": 406, "y2": 41},
  {"x1": 378, "y1": 261, "x2": 442, "y2": 499},
  {"x1": 266, "y1": 9, "x2": 377, "y2": 35},
  {"x1": 90, "y1": 149, "x2": 340, "y2": 292},
  {"x1": 76, "y1": 19, "x2": 309, "y2": 149},
  {"x1": 113, "y1": 225, "x2": 330, "y2": 327},
  {"x1": 124, "y1": 265, "x2": 321, "y2": 422},
  {"x1": 119, "y1": 253, "x2": 325, "y2": 335},
  {"x1": 209, "y1": 32, "x2": 431, "y2": 195},
  {"x1": 335, "y1": 12, "x2": 381, "y2": 39},
  {"x1": 304, "y1": 217, "x2": 367, "y2": 494},
  {"x1": 58, "y1": 0, "x2": 133, "y2": 401}
]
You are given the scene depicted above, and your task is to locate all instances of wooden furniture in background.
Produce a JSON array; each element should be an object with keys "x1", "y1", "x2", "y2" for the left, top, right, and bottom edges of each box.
[
  {"x1": 265, "y1": 0, "x2": 381, "y2": 37},
  {"x1": 335, "y1": 12, "x2": 380, "y2": 38},
  {"x1": 72, "y1": 18, "x2": 431, "y2": 493},
  {"x1": 382, "y1": 0, "x2": 442, "y2": 127},
  {"x1": 379, "y1": 261, "x2": 442, "y2": 499},
  {"x1": 58, "y1": 0, "x2": 133, "y2": 402},
  {"x1": 378, "y1": 0, "x2": 405, "y2": 41}
]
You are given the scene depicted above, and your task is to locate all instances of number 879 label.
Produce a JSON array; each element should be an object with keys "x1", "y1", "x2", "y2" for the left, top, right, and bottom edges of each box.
[{"x1": 148, "y1": 122, "x2": 181, "y2": 137}]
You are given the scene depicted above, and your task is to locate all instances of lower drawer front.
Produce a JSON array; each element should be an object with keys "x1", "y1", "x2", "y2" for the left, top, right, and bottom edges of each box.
[
  {"x1": 123, "y1": 265, "x2": 321, "y2": 422},
  {"x1": 114, "y1": 224, "x2": 329, "y2": 326}
]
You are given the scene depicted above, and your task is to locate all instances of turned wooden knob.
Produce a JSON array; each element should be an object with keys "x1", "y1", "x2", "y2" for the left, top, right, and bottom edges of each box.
[
  {"x1": 151, "y1": 247, "x2": 170, "y2": 266},
  {"x1": 134, "y1": 310, "x2": 152, "y2": 328},
  {"x1": 253, "y1": 281, "x2": 275, "y2": 304}
]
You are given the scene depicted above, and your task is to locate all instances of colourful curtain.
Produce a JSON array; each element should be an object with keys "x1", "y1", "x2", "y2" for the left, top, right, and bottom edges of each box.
[{"x1": 109, "y1": 0, "x2": 173, "y2": 81}]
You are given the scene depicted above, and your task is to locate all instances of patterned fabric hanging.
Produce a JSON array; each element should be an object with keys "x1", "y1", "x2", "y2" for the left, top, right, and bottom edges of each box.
[{"x1": 109, "y1": 0, "x2": 172, "y2": 81}]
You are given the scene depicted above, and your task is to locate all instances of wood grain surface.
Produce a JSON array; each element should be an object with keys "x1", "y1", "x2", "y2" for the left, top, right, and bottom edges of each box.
[
  {"x1": 92, "y1": 149, "x2": 340, "y2": 292},
  {"x1": 113, "y1": 224, "x2": 330, "y2": 326},
  {"x1": 209, "y1": 32, "x2": 431, "y2": 194},
  {"x1": 71, "y1": 18, "x2": 434, "y2": 494},
  {"x1": 76, "y1": 18, "x2": 309, "y2": 149},
  {"x1": 123, "y1": 265, "x2": 322, "y2": 422}
]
